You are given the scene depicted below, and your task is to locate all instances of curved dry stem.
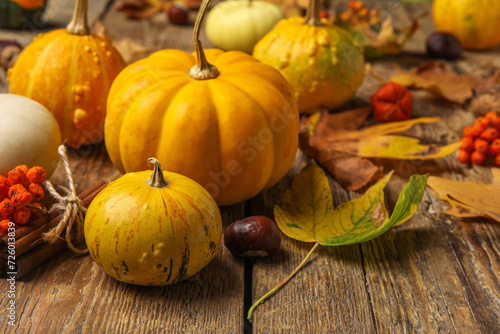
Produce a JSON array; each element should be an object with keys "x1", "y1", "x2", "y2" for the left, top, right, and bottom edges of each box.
[
  {"x1": 146, "y1": 158, "x2": 168, "y2": 188},
  {"x1": 247, "y1": 241, "x2": 321, "y2": 321}
]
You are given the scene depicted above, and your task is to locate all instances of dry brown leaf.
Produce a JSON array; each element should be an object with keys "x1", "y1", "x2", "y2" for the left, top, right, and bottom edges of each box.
[
  {"x1": 116, "y1": 0, "x2": 162, "y2": 20},
  {"x1": 427, "y1": 169, "x2": 500, "y2": 222},
  {"x1": 299, "y1": 107, "x2": 380, "y2": 191},
  {"x1": 470, "y1": 75, "x2": 500, "y2": 115},
  {"x1": 391, "y1": 62, "x2": 483, "y2": 104},
  {"x1": 112, "y1": 38, "x2": 154, "y2": 64},
  {"x1": 300, "y1": 108, "x2": 460, "y2": 191}
]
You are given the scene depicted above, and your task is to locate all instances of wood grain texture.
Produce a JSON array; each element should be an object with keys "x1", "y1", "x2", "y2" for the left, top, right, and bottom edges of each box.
[
  {"x1": 0, "y1": 0, "x2": 499, "y2": 333},
  {"x1": 249, "y1": 2, "x2": 500, "y2": 333},
  {"x1": 0, "y1": 144, "x2": 246, "y2": 334}
]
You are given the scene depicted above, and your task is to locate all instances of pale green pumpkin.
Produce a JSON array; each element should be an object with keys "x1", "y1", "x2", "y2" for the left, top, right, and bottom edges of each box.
[
  {"x1": 253, "y1": 0, "x2": 365, "y2": 113},
  {"x1": 205, "y1": 0, "x2": 284, "y2": 54}
]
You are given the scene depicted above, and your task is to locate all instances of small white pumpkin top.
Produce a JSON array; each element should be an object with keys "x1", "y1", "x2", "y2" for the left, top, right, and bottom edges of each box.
[
  {"x1": 205, "y1": 0, "x2": 284, "y2": 54},
  {"x1": 0, "y1": 94, "x2": 62, "y2": 177}
]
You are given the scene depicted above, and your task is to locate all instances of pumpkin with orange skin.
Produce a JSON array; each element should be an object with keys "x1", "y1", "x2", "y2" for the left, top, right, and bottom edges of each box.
[
  {"x1": 105, "y1": 0, "x2": 299, "y2": 206},
  {"x1": 433, "y1": 0, "x2": 500, "y2": 50},
  {"x1": 7, "y1": 0, "x2": 126, "y2": 148}
]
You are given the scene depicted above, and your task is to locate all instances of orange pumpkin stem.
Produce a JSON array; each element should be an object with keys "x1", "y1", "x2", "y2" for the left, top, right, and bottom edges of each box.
[
  {"x1": 304, "y1": 0, "x2": 323, "y2": 26},
  {"x1": 189, "y1": 0, "x2": 219, "y2": 80},
  {"x1": 147, "y1": 158, "x2": 169, "y2": 188},
  {"x1": 66, "y1": 0, "x2": 90, "y2": 35}
]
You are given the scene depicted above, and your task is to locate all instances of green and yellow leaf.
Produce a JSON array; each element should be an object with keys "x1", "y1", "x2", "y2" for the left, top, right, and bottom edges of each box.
[
  {"x1": 274, "y1": 162, "x2": 428, "y2": 246},
  {"x1": 274, "y1": 163, "x2": 333, "y2": 243}
]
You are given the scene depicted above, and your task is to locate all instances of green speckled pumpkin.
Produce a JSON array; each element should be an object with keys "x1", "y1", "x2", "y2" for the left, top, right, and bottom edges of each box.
[
  {"x1": 0, "y1": 0, "x2": 47, "y2": 29},
  {"x1": 84, "y1": 158, "x2": 222, "y2": 286},
  {"x1": 253, "y1": 0, "x2": 365, "y2": 113}
]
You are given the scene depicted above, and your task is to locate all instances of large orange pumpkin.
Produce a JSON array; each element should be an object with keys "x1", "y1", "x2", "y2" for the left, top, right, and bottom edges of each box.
[
  {"x1": 105, "y1": 0, "x2": 299, "y2": 206},
  {"x1": 8, "y1": 0, "x2": 126, "y2": 148},
  {"x1": 433, "y1": 0, "x2": 500, "y2": 50}
]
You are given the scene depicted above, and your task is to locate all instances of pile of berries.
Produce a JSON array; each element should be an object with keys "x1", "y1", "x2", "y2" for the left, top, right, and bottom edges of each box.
[
  {"x1": 0, "y1": 165, "x2": 46, "y2": 236},
  {"x1": 458, "y1": 111, "x2": 500, "y2": 166},
  {"x1": 338, "y1": 1, "x2": 381, "y2": 27}
]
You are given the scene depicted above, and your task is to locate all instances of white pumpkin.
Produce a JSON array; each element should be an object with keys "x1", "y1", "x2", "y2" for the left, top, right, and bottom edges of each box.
[
  {"x1": 0, "y1": 94, "x2": 62, "y2": 177},
  {"x1": 205, "y1": 0, "x2": 284, "y2": 54}
]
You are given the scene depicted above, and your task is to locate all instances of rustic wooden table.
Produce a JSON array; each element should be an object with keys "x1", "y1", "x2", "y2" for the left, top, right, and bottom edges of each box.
[{"x1": 1, "y1": 0, "x2": 499, "y2": 333}]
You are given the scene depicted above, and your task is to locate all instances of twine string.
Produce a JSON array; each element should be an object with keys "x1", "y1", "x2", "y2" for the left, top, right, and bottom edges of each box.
[{"x1": 42, "y1": 145, "x2": 88, "y2": 255}]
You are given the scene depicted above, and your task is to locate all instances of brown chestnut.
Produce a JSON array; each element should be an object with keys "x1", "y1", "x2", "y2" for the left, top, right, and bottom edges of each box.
[
  {"x1": 0, "y1": 40, "x2": 22, "y2": 72},
  {"x1": 224, "y1": 216, "x2": 281, "y2": 257},
  {"x1": 166, "y1": 3, "x2": 189, "y2": 26},
  {"x1": 426, "y1": 32, "x2": 462, "y2": 60}
]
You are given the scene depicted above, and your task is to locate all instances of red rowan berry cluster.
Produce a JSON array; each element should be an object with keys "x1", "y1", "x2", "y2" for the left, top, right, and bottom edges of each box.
[
  {"x1": 458, "y1": 111, "x2": 500, "y2": 166},
  {"x1": 0, "y1": 165, "x2": 46, "y2": 236}
]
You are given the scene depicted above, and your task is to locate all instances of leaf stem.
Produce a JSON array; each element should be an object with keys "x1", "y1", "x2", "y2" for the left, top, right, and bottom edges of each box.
[{"x1": 247, "y1": 241, "x2": 320, "y2": 321}]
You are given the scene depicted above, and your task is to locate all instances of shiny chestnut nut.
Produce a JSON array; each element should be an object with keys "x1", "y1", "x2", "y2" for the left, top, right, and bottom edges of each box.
[
  {"x1": 224, "y1": 216, "x2": 281, "y2": 257},
  {"x1": 426, "y1": 32, "x2": 462, "y2": 60},
  {"x1": 166, "y1": 3, "x2": 189, "y2": 25}
]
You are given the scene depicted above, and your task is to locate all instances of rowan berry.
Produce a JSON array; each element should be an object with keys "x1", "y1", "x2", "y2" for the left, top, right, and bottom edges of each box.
[
  {"x1": 470, "y1": 125, "x2": 484, "y2": 138},
  {"x1": 491, "y1": 139, "x2": 500, "y2": 156},
  {"x1": 0, "y1": 175, "x2": 11, "y2": 199},
  {"x1": 8, "y1": 184, "x2": 32, "y2": 207},
  {"x1": 13, "y1": 207, "x2": 30, "y2": 225},
  {"x1": 457, "y1": 149, "x2": 470, "y2": 163},
  {"x1": 471, "y1": 151, "x2": 486, "y2": 165},
  {"x1": 460, "y1": 137, "x2": 474, "y2": 152},
  {"x1": 29, "y1": 183, "x2": 44, "y2": 201},
  {"x1": 496, "y1": 154, "x2": 500, "y2": 167},
  {"x1": 463, "y1": 126, "x2": 476, "y2": 138},
  {"x1": 474, "y1": 117, "x2": 491, "y2": 132},
  {"x1": 0, "y1": 219, "x2": 11, "y2": 236},
  {"x1": 480, "y1": 128, "x2": 498, "y2": 142},
  {"x1": 485, "y1": 111, "x2": 499, "y2": 121},
  {"x1": 8, "y1": 169, "x2": 28, "y2": 188},
  {"x1": 14, "y1": 165, "x2": 29, "y2": 175},
  {"x1": 26, "y1": 166, "x2": 46, "y2": 184},
  {"x1": 0, "y1": 198, "x2": 15, "y2": 219},
  {"x1": 474, "y1": 138, "x2": 489, "y2": 154}
]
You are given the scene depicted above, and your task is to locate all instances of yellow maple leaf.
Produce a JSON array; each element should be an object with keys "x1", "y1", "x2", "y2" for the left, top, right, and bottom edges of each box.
[{"x1": 427, "y1": 169, "x2": 500, "y2": 222}]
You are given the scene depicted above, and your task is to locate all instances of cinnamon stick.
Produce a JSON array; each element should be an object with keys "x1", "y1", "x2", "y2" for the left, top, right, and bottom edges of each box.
[
  {"x1": 13, "y1": 238, "x2": 67, "y2": 279},
  {"x1": 0, "y1": 180, "x2": 108, "y2": 259}
]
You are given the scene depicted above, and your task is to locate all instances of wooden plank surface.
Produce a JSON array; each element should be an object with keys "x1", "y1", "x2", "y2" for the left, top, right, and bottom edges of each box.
[
  {"x1": 249, "y1": 2, "x2": 500, "y2": 333},
  {"x1": 0, "y1": 0, "x2": 499, "y2": 333}
]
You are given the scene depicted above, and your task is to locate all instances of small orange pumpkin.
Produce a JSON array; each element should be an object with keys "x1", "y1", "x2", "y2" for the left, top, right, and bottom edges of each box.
[
  {"x1": 105, "y1": 0, "x2": 299, "y2": 206},
  {"x1": 433, "y1": 0, "x2": 500, "y2": 50},
  {"x1": 8, "y1": 0, "x2": 126, "y2": 148}
]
